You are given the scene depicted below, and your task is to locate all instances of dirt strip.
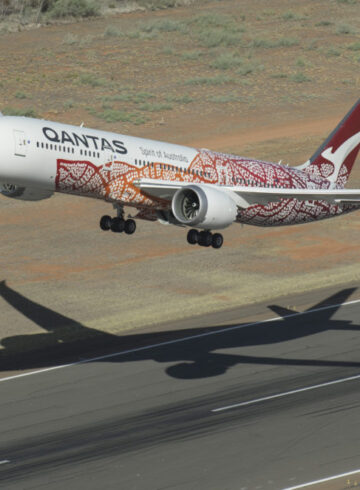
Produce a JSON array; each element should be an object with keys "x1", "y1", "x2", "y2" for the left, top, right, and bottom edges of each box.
[{"x1": 287, "y1": 470, "x2": 360, "y2": 490}]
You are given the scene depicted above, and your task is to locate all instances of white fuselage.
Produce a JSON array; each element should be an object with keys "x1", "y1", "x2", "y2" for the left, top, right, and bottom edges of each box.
[
  {"x1": 0, "y1": 116, "x2": 197, "y2": 190},
  {"x1": 0, "y1": 115, "x2": 357, "y2": 230}
]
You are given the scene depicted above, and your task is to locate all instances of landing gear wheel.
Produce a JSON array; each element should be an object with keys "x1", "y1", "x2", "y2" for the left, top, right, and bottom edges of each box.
[
  {"x1": 198, "y1": 231, "x2": 212, "y2": 247},
  {"x1": 211, "y1": 233, "x2": 223, "y2": 249},
  {"x1": 187, "y1": 229, "x2": 199, "y2": 245},
  {"x1": 111, "y1": 217, "x2": 125, "y2": 233},
  {"x1": 100, "y1": 215, "x2": 112, "y2": 231},
  {"x1": 124, "y1": 219, "x2": 136, "y2": 235}
]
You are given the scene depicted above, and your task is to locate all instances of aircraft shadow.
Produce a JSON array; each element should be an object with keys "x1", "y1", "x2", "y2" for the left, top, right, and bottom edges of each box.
[{"x1": 0, "y1": 280, "x2": 359, "y2": 379}]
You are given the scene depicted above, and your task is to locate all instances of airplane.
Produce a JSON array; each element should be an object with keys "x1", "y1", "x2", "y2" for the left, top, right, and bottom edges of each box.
[{"x1": 0, "y1": 98, "x2": 359, "y2": 249}]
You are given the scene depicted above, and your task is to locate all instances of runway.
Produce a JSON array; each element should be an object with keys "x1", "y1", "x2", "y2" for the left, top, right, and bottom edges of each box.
[{"x1": 1, "y1": 287, "x2": 360, "y2": 489}]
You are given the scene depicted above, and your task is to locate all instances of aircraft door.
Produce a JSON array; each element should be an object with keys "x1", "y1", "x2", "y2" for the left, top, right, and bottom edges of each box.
[
  {"x1": 104, "y1": 151, "x2": 114, "y2": 167},
  {"x1": 103, "y1": 150, "x2": 114, "y2": 171},
  {"x1": 13, "y1": 130, "x2": 27, "y2": 157},
  {"x1": 216, "y1": 160, "x2": 228, "y2": 185}
]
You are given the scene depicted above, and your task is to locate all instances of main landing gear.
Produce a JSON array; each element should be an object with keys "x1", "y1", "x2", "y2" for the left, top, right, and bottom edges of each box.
[
  {"x1": 100, "y1": 215, "x2": 137, "y2": 235},
  {"x1": 187, "y1": 229, "x2": 224, "y2": 249}
]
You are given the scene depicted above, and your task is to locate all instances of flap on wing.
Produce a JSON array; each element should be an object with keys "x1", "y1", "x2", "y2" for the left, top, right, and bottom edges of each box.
[{"x1": 133, "y1": 178, "x2": 186, "y2": 200}]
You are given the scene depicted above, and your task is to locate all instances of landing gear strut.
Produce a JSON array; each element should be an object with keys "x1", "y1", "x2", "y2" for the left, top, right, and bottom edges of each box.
[{"x1": 186, "y1": 229, "x2": 224, "y2": 249}]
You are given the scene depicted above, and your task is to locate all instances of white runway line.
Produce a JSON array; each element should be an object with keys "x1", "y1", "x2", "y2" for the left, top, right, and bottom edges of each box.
[
  {"x1": 0, "y1": 297, "x2": 360, "y2": 384},
  {"x1": 0, "y1": 460, "x2": 10, "y2": 465},
  {"x1": 283, "y1": 468, "x2": 360, "y2": 489},
  {"x1": 212, "y1": 372, "x2": 360, "y2": 412}
]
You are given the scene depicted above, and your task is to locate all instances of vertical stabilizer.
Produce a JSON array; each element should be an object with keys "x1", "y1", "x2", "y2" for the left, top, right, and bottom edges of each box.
[{"x1": 297, "y1": 99, "x2": 360, "y2": 187}]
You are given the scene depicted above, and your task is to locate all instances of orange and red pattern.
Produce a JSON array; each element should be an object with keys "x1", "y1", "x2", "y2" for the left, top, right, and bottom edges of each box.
[{"x1": 56, "y1": 148, "x2": 350, "y2": 228}]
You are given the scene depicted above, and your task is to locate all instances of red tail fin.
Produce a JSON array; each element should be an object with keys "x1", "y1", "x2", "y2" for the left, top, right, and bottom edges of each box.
[{"x1": 297, "y1": 99, "x2": 360, "y2": 187}]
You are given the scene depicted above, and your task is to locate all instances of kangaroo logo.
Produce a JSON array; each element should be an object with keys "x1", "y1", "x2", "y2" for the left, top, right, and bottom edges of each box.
[{"x1": 321, "y1": 131, "x2": 360, "y2": 183}]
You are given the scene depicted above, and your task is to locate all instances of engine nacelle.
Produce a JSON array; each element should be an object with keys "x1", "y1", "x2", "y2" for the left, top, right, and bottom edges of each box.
[
  {"x1": 171, "y1": 185, "x2": 237, "y2": 230},
  {"x1": 0, "y1": 183, "x2": 53, "y2": 201}
]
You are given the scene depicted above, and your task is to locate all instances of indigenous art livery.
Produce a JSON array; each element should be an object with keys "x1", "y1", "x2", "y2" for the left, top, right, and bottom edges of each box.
[{"x1": 1, "y1": 99, "x2": 360, "y2": 249}]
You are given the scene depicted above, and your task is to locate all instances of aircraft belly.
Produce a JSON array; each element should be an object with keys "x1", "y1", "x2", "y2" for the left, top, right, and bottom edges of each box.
[{"x1": 237, "y1": 199, "x2": 347, "y2": 227}]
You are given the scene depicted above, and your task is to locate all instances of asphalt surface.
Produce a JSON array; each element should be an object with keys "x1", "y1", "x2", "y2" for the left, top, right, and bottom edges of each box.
[{"x1": 1, "y1": 287, "x2": 360, "y2": 490}]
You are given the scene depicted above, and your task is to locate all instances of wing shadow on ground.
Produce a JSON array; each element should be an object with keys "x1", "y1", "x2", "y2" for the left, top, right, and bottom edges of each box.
[{"x1": 0, "y1": 280, "x2": 359, "y2": 379}]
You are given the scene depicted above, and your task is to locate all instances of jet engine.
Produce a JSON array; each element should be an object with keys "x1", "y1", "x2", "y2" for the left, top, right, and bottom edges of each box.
[
  {"x1": 171, "y1": 184, "x2": 237, "y2": 230},
  {"x1": 0, "y1": 183, "x2": 53, "y2": 201}
]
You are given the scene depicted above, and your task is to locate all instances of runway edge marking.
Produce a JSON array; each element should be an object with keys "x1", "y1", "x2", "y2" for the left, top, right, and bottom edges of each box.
[
  {"x1": 1, "y1": 297, "x2": 360, "y2": 384},
  {"x1": 212, "y1": 372, "x2": 360, "y2": 412},
  {"x1": 283, "y1": 468, "x2": 360, "y2": 489}
]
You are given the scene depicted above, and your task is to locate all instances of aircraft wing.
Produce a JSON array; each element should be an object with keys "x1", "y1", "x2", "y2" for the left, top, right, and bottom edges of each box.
[
  {"x1": 134, "y1": 178, "x2": 360, "y2": 209},
  {"x1": 228, "y1": 186, "x2": 360, "y2": 208}
]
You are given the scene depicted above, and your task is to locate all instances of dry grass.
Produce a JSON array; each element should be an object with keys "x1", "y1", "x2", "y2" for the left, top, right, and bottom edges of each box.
[
  {"x1": 0, "y1": 0, "x2": 359, "y2": 132},
  {"x1": 0, "y1": 0, "x2": 360, "y2": 347}
]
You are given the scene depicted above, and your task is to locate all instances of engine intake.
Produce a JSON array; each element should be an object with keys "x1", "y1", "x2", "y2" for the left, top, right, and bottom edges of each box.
[{"x1": 172, "y1": 184, "x2": 237, "y2": 230}]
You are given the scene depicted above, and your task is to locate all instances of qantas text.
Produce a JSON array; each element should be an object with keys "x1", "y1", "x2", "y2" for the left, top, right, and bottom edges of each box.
[{"x1": 42, "y1": 127, "x2": 127, "y2": 154}]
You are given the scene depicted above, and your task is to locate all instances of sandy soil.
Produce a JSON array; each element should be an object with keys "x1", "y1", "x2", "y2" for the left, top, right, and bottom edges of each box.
[
  {"x1": 0, "y1": 0, "x2": 359, "y2": 355},
  {"x1": 295, "y1": 470, "x2": 360, "y2": 489}
]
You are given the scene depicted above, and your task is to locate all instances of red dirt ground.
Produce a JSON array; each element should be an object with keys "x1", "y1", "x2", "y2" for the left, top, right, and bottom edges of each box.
[{"x1": 0, "y1": 0, "x2": 359, "y2": 351}]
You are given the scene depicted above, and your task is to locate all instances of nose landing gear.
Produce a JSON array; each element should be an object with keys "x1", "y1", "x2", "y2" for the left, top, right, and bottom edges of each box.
[
  {"x1": 100, "y1": 215, "x2": 137, "y2": 235},
  {"x1": 186, "y1": 229, "x2": 223, "y2": 249}
]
